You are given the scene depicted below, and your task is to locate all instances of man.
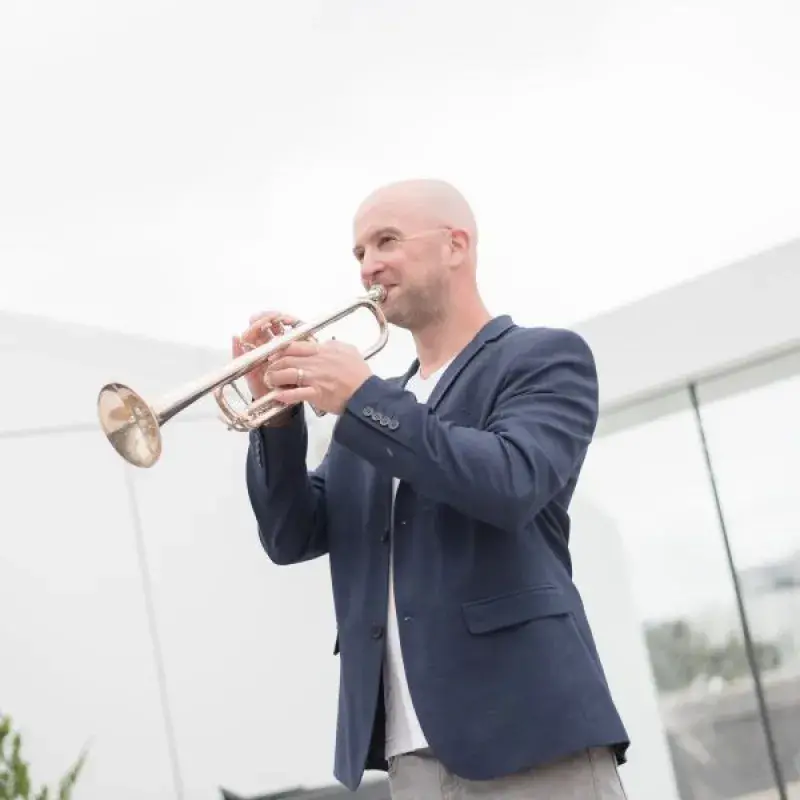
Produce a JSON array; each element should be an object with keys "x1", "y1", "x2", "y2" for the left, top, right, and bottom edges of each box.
[{"x1": 235, "y1": 180, "x2": 630, "y2": 798}]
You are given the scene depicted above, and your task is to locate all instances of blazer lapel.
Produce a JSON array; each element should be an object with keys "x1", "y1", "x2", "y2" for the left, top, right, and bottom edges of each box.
[
  {"x1": 428, "y1": 315, "x2": 515, "y2": 410},
  {"x1": 394, "y1": 315, "x2": 516, "y2": 410}
]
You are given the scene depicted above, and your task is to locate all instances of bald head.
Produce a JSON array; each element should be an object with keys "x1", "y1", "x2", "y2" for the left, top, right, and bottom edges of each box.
[
  {"x1": 352, "y1": 179, "x2": 481, "y2": 332},
  {"x1": 355, "y1": 179, "x2": 478, "y2": 254}
]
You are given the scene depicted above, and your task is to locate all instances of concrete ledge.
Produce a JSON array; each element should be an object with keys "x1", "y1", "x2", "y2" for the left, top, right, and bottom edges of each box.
[{"x1": 574, "y1": 237, "x2": 800, "y2": 417}]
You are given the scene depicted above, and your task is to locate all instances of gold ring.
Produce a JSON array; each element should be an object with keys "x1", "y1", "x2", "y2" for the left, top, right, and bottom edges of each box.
[{"x1": 297, "y1": 367, "x2": 304, "y2": 387}]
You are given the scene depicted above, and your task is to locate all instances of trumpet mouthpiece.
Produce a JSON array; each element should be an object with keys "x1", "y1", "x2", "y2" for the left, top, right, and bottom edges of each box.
[{"x1": 368, "y1": 284, "x2": 387, "y2": 303}]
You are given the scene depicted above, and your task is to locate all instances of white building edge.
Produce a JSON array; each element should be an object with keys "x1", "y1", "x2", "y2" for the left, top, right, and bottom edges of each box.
[{"x1": 1, "y1": 237, "x2": 798, "y2": 800}]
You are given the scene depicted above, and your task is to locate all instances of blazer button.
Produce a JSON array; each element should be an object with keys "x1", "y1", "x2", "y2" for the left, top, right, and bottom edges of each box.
[
  {"x1": 371, "y1": 410, "x2": 382, "y2": 422},
  {"x1": 371, "y1": 625, "x2": 384, "y2": 639},
  {"x1": 388, "y1": 419, "x2": 399, "y2": 430},
  {"x1": 362, "y1": 406, "x2": 374, "y2": 417}
]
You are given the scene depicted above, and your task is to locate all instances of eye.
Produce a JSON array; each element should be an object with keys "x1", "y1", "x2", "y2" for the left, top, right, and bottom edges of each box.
[
  {"x1": 377, "y1": 234, "x2": 399, "y2": 249},
  {"x1": 353, "y1": 247, "x2": 364, "y2": 263}
]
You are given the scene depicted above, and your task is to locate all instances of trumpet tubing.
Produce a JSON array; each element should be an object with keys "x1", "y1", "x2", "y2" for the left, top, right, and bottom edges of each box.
[{"x1": 97, "y1": 285, "x2": 388, "y2": 469}]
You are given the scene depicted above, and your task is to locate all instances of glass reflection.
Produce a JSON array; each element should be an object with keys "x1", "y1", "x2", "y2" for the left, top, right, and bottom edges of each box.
[
  {"x1": 697, "y1": 370, "x2": 800, "y2": 799},
  {"x1": 579, "y1": 397, "x2": 781, "y2": 800}
]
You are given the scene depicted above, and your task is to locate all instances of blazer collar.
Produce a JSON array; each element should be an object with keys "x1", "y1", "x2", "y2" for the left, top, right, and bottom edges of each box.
[{"x1": 396, "y1": 315, "x2": 515, "y2": 410}]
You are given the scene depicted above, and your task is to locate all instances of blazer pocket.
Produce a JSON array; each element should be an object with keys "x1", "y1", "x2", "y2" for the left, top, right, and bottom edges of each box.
[{"x1": 462, "y1": 585, "x2": 570, "y2": 635}]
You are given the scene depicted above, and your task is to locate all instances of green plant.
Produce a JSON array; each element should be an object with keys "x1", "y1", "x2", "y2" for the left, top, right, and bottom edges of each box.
[
  {"x1": 645, "y1": 618, "x2": 783, "y2": 693},
  {"x1": 0, "y1": 714, "x2": 87, "y2": 800}
]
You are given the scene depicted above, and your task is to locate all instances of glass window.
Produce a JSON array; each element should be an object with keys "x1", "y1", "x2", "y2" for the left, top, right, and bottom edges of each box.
[
  {"x1": 696, "y1": 362, "x2": 800, "y2": 799},
  {"x1": 577, "y1": 392, "x2": 783, "y2": 800}
]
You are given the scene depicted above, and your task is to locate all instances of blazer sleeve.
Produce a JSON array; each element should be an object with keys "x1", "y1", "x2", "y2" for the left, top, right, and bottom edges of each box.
[
  {"x1": 332, "y1": 328, "x2": 598, "y2": 532},
  {"x1": 246, "y1": 406, "x2": 329, "y2": 565}
]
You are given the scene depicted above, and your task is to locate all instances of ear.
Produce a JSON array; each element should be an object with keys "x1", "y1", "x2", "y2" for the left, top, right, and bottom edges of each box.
[{"x1": 447, "y1": 228, "x2": 470, "y2": 267}]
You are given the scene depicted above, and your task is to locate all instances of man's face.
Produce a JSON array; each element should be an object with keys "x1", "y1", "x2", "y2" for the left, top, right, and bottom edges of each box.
[{"x1": 352, "y1": 196, "x2": 451, "y2": 330}]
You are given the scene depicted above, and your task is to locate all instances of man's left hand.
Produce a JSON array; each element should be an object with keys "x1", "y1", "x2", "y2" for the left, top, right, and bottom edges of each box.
[{"x1": 265, "y1": 340, "x2": 373, "y2": 415}]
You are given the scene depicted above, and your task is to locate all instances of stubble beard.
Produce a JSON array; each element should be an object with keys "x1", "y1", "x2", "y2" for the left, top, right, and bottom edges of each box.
[{"x1": 387, "y1": 279, "x2": 448, "y2": 332}]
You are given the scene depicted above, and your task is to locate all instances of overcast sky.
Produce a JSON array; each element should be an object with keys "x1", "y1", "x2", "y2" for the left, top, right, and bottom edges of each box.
[{"x1": 2, "y1": 0, "x2": 799, "y2": 376}]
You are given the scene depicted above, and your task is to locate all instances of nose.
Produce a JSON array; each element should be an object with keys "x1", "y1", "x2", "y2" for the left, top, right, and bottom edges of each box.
[{"x1": 360, "y1": 250, "x2": 386, "y2": 287}]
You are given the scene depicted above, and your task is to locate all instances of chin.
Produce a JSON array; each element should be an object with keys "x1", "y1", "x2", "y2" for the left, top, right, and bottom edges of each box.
[{"x1": 386, "y1": 311, "x2": 413, "y2": 330}]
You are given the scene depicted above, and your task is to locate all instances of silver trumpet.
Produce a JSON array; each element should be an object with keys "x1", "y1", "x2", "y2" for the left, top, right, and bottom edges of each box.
[{"x1": 97, "y1": 284, "x2": 388, "y2": 468}]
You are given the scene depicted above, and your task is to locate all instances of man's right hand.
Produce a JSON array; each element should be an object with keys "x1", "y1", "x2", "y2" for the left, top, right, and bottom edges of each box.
[{"x1": 233, "y1": 311, "x2": 304, "y2": 402}]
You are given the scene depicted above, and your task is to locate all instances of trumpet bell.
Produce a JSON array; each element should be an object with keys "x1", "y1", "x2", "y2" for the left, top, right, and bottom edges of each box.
[{"x1": 97, "y1": 382, "x2": 163, "y2": 468}]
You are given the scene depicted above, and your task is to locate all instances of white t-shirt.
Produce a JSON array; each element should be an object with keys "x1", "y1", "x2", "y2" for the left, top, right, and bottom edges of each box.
[{"x1": 383, "y1": 360, "x2": 451, "y2": 759}]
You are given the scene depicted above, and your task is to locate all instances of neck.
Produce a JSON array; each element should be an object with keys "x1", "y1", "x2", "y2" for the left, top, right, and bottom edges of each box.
[{"x1": 412, "y1": 296, "x2": 492, "y2": 378}]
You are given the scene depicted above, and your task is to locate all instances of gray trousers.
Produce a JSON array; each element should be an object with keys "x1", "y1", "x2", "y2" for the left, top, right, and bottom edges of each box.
[{"x1": 387, "y1": 747, "x2": 628, "y2": 800}]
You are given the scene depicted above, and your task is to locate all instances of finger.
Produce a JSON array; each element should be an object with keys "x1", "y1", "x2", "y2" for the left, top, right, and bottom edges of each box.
[
  {"x1": 277, "y1": 340, "x2": 319, "y2": 358},
  {"x1": 264, "y1": 367, "x2": 305, "y2": 389},
  {"x1": 257, "y1": 314, "x2": 302, "y2": 334},
  {"x1": 240, "y1": 327, "x2": 276, "y2": 354},
  {"x1": 273, "y1": 386, "x2": 319, "y2": 406},
  {"x1": 241, "y1": 321, "x2": 276, "y2": 345},
  {"x1": 242, "y1": 313, "x2": 303, "y2": 345},
  {"x1": 320, "y1": 338, "x2": 356, "y2": 355},
  {"x1": 247, "y1": 310, "x2": 301, "y2": 327},
  {"x1": 267, "y1": 352, "x2": 320, "y2": 373},
  {"x1": 232, "y1": 336, "x2": 243, "y2": 358}
]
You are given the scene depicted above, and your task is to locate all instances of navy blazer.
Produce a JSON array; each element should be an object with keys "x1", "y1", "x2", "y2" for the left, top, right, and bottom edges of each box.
[{"x1": 246, "y1": 315, "x2": 630, "y2": 791}]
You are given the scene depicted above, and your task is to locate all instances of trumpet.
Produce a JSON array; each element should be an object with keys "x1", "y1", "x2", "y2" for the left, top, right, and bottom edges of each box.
[{"x1": 97, "y1": 284, "x2": 388, "y2": 468}]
